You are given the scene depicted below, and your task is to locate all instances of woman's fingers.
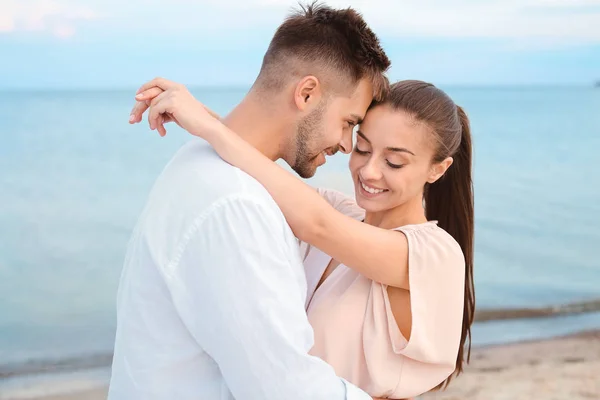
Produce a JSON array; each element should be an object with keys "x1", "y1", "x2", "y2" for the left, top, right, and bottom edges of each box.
[
  {"x1": 147, "y1": 91, "x2": 171, "y2": 132},
  {"x1": 135, "y1": 77, "x2": 177, "y2": 95},
  {"x1": 130, "y1": 87, "x2": 165, "y2": 123}
]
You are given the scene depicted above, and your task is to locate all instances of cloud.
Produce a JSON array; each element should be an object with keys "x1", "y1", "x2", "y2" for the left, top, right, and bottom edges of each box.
[
  {"x1": 0, "y1": 0, "x2": 98, "y2": 37},
  {"x1": 2, "y1": 0, "x2": 599, "y2": 46},
  {"x1": 278, "y1": 0, "x2": 600, "y2": 43},
  {"x1": 170, "y1": 0, "x2": 600, "y2": 44}
]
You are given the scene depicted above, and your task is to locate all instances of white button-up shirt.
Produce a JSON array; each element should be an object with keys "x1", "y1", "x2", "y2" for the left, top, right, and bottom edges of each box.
[{"x1": 108, "y1": 140, "x2": 370, "y2": 400}]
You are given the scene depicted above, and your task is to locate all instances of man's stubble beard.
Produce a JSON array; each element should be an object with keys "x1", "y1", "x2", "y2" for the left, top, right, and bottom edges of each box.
[{"x1": 292, "y1": 104, "x2": 326, "y2": 179}]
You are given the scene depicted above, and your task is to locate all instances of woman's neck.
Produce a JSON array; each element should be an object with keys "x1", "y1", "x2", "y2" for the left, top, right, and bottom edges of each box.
[{"x1": 363, "y1": 194, "x2": 428, "y2": 229}]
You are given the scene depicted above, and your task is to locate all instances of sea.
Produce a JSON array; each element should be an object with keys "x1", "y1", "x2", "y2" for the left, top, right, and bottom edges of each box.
[{"x1": 1, "y1": 86, "x2": 599, "y2": 397}]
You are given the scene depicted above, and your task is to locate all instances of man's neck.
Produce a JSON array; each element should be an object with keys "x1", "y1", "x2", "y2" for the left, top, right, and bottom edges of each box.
[{"x1": 221, "y1": 92, "x2": 289, "y2": 162}]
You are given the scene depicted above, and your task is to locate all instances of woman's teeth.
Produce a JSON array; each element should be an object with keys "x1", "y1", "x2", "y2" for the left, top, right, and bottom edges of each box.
[{"x1": 361, "y1": 181, "x2": 385, "y2": 194}]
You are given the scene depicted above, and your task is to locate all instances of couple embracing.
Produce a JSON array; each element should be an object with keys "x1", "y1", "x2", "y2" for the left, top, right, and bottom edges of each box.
[{"x1": 109, "y1": 3, "x2": 475, "y2": 399}]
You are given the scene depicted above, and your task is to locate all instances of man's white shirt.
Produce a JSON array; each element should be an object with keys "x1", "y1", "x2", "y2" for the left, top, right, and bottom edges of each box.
[{"x1": 108, "y1": 139, "x2": 371, "y2": 400}]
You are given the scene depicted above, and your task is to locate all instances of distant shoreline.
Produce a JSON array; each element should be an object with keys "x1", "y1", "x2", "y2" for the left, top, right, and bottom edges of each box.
[
  {"x1": 474, "y1": 298, "x2": 600, "y2": 322},
  {"x1": 2, "y1": 297, "x2": 600, "y2": 381}
]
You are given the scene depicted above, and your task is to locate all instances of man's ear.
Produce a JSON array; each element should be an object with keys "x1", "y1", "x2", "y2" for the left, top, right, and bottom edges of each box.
[{"x1": 294, "y1": 76, "x2": 322, "y2": 112}]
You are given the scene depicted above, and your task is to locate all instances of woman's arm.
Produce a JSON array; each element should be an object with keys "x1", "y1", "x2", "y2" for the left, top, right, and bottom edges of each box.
[
  {"x1": 205, "y1": 120, "x2": 410, "y2": 289},
  {"x1": 135, "y1": 81, "x2": 410, "y2": 289}
]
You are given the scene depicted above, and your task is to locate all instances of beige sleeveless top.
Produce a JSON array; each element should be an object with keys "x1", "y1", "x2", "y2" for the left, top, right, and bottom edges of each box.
[{"x1": 301, "y1": 189, "x2": 465, "y2": 399}]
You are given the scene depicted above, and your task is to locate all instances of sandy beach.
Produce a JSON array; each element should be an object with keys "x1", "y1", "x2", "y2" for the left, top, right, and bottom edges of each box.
[
  {"x1": 9, "y1": 329, "x2": 597, "y2": 400},
  {"x1": 422, "y1": 330, "x2": 600, "y2": 400}
]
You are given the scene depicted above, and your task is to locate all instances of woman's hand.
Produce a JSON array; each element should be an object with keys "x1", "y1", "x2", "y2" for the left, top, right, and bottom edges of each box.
[{"x1": 129, "y1": 77, "x2": 221, "y2": 139}]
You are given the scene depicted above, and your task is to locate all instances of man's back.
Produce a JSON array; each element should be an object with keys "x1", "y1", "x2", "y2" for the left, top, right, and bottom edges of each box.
[{"x1": 109, "y1": 139, "x2": 308, "y2": 399}]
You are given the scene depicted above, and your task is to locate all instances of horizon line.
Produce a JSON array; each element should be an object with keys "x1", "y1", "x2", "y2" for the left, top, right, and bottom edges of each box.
[{"x1": 0, "y1": 83, "x2": 597, "y2": 93}]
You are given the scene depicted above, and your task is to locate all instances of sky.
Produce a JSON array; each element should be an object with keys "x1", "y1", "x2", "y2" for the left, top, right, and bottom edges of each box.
[{"x1": 0, "y1": 0, "x2": 599, "y2": 89}]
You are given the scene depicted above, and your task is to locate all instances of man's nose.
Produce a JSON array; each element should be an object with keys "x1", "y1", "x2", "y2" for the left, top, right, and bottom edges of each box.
[{"x1": 338, "y1": 129, "x2": 353, "y2": 154}]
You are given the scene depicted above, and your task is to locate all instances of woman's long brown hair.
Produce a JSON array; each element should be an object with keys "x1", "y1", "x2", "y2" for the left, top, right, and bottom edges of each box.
[{"x1": 379, "y1": 80, "x2": 475, "y2": 389}]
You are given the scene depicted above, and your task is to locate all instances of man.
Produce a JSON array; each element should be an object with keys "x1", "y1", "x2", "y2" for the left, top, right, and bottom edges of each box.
[{"x1": 109, "y1": 3, "x2": 390, "y2": 399}]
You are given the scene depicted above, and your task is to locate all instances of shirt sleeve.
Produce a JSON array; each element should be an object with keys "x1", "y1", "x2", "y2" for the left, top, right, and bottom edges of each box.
[
  {"x1": 363, "y1": 225, "x2": 466, "y2": 399},
  {"x1": 163, "y1": 195, "x2": 371, "y2": 400}
]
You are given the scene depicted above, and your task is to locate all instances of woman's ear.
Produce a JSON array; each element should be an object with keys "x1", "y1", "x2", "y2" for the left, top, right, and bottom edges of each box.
[{"x1": 427, "y1": 157, "x2": 453, "y2": 184}]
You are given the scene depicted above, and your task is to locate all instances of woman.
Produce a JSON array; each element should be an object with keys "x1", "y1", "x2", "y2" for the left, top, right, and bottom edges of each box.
[{"x1": 135, "y1": 80, "x2": 475, "y2": 399}]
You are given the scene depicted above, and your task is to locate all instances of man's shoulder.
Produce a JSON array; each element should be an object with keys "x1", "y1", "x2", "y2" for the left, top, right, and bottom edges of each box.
[
  {"x1": 141, "y1": 139, "x2": 285, "y2": 239},
  {"x1": 134, "y1": 140, "x2": 290, "y2": 267},
  {"x1": 159, "y1": 139, "x2": 275, "y2": 205}
]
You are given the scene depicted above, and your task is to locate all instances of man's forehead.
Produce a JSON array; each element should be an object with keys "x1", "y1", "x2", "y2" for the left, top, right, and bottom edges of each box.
[
  {"x1": 330, "y1": 82, "x2": 372, "y2": 119},
  {"x1": 352, "y1": 78, "x2": 374, "y2": 98},
  {"x1": 348, "y1": 91, "x2": 372, "y2": 120}
]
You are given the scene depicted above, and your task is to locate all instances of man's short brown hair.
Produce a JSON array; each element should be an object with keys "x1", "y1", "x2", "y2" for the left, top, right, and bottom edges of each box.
[{"x1": 256, "y1": 2, "x2": 391, "y2": 101}]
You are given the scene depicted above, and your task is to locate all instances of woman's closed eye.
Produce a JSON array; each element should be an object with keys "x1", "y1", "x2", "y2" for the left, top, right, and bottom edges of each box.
[
  {"x1": 354, "y1": 145, "x2": 369, "y2": 155},
  {"x1": 354, "y1": 146, "x2": 404, "y2": 169},
  {"x1": 386, "y1": 160, "x2": 404, "y2": 169}
]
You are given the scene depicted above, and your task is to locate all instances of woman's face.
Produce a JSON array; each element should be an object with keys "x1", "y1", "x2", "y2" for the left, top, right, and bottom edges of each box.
[{"x1": 349, "y1": 105, "x2": 450, "y2": 214}]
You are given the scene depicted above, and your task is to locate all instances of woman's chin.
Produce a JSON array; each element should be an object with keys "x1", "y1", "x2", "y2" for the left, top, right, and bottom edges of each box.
[{"x1": 354, "y1": 190, "x2": 383, "y2": 213}]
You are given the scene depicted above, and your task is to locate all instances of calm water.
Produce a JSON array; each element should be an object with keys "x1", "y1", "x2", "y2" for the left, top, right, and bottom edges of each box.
[{"x1": 1, "y1": 86, "x2": 599, "y2": 377}]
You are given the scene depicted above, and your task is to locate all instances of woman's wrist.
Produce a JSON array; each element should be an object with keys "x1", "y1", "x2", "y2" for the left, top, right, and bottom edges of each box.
[
  {"x1": 195, "y1": 115, "x2": 227, "y2": 144},
  {"x1": 206, "y1": 122, "x2": 244, "y2": 164}
]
